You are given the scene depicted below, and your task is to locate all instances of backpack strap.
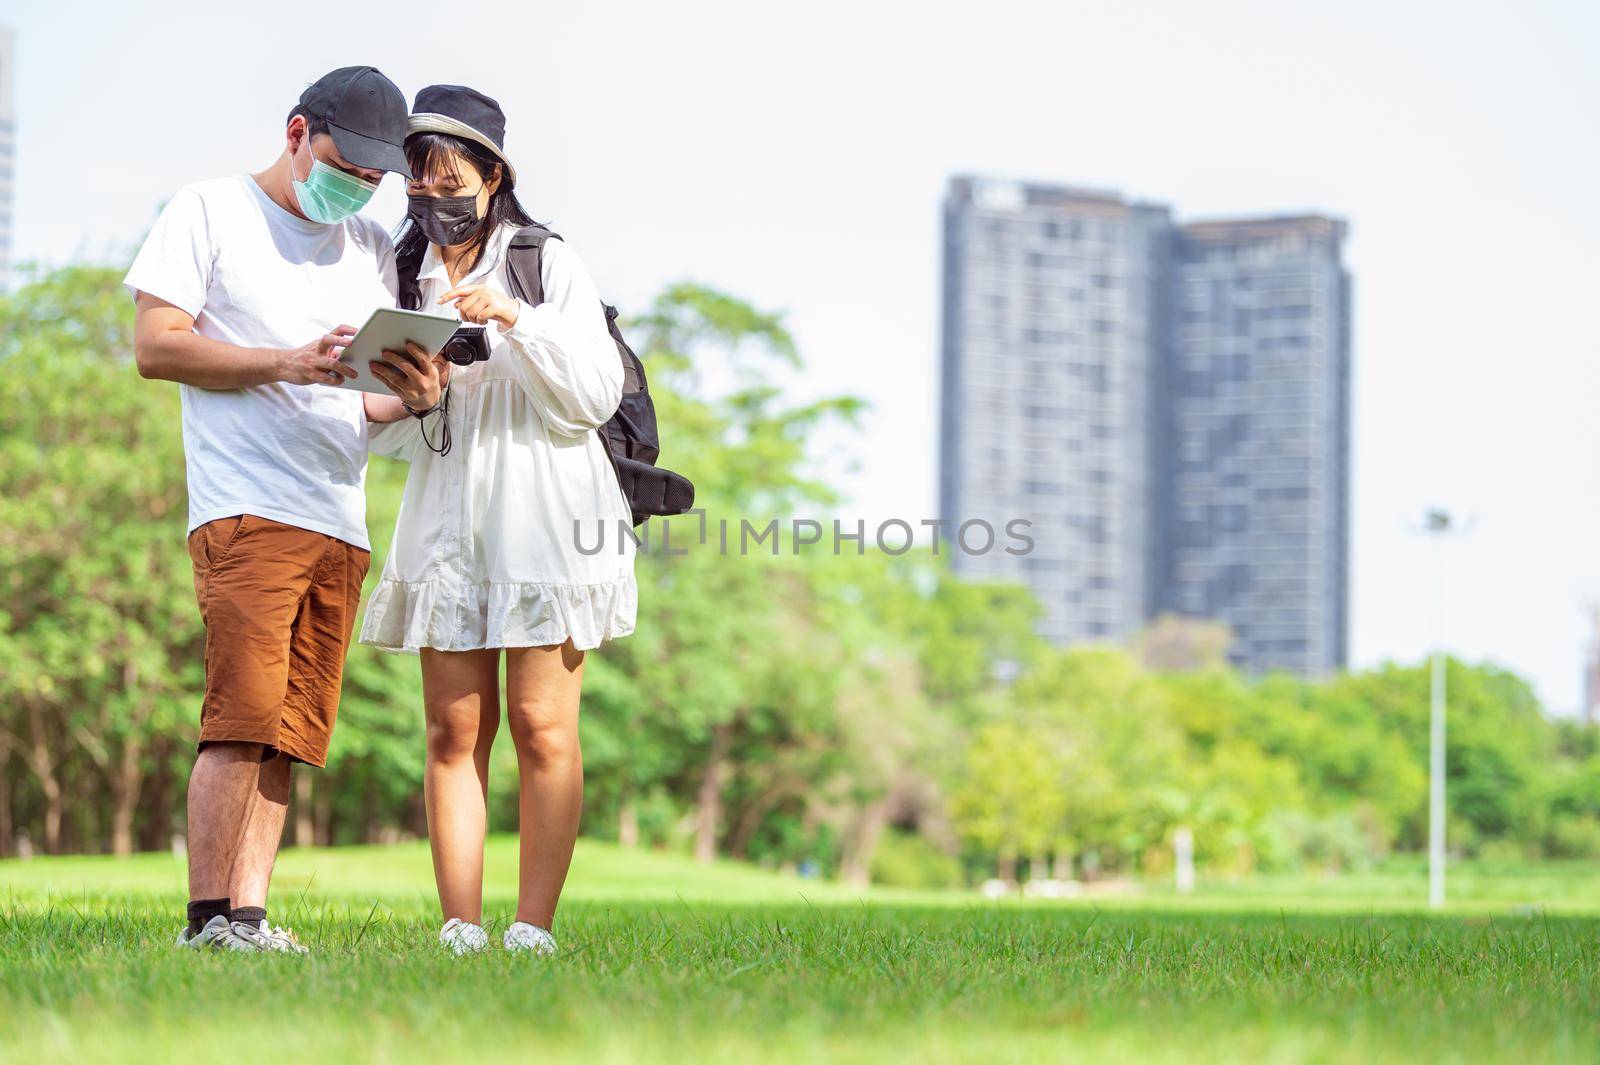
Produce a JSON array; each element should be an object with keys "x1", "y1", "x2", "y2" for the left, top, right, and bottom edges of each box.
[{"x1": 503, "y1": 224, "x2": 562, "y2": 307}]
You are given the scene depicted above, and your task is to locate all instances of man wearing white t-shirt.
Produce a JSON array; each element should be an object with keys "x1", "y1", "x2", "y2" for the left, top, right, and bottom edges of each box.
[{"x1": 125, "y1": 66, "x2": 447, "y2": 952}]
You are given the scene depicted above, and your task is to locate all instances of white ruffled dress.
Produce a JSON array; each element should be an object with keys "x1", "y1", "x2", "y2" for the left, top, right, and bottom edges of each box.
[{"x1": 360, "y1": 223, "x2": 637, "y2": 654}]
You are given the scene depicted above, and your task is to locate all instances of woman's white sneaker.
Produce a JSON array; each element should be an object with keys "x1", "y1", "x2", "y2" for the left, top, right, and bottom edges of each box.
[
  {"x1": 503, "y1": 921, "x2": 558, "y2": 956},
  {"x1": 439, "y1": 917, "x2": 489, "y2": 955}
]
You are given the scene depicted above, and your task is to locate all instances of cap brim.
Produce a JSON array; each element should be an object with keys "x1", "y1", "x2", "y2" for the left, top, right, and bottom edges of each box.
[
  {"x1": 329, "y1": 122, "x2": 412, "y2": 178},
  {"x1": 406, "y1": 113, "x2": 517, "y2": 185}
]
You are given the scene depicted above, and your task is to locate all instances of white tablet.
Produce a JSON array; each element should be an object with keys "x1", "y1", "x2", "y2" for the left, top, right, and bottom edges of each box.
[{"x1": 337, "y1": 307, "x2": 462, "y2": 396}]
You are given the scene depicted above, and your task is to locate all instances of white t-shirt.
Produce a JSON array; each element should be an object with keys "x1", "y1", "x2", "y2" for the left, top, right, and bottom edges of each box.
[{"x1": 123, "y1": 175, "x2": 398, "y2": 550}]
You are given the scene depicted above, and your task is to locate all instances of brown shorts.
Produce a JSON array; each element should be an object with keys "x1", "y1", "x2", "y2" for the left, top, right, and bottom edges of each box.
[{"x1": 187, "y1": 514, "x2": 371, "y2": 767}]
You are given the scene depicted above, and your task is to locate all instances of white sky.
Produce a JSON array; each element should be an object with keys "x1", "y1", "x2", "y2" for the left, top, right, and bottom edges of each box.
[{"x1": 5, "y1": 0, "x2": 1598, "y2": 712}]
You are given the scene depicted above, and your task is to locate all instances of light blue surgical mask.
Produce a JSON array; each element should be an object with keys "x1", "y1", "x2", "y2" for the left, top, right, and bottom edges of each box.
[{"x1": 290, "y1": 141, "x2": 379, "y2": 224}]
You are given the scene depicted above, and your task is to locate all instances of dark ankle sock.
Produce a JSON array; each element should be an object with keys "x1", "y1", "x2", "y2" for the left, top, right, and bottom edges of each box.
[
  {"x1": 230, "y1": 905, "x2": 267, "y2": 928},
  {"x1": 187, "y1": 898, "x2": 231, "y2": 937}
]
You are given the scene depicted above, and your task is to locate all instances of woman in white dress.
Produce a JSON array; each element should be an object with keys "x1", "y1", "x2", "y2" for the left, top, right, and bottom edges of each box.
[{"x1": 361, "y1": 85, "x2": 636, "y2": 956}]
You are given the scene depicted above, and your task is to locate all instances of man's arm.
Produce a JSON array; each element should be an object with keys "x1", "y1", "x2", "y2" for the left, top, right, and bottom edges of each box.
[{"x1": 132, "y1": 292, "x2": 358, "y2": 389}]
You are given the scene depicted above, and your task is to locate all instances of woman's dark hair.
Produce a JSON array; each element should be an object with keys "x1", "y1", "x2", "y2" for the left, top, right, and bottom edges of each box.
[{"x1": 394, "y1": 132, "x2": 538, "y2": 277}]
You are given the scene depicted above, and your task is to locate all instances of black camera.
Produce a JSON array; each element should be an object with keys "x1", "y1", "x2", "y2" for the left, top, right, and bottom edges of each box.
[{"x1": 440, "y1": 324, "x2": 491, "y2": 366}]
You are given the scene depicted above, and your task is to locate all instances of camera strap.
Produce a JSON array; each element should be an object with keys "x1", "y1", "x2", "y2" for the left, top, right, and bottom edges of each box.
[{"x1": 414, "y1": 383, "x2": 452, "y2": 457}]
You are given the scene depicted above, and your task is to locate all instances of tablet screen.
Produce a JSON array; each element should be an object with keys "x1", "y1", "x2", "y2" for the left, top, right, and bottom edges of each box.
[{"x1": 337, "y1": 308, "x2": 462, "y2": 396}]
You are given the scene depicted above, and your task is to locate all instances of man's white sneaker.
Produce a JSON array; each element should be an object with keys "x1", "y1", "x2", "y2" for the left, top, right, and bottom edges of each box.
[
  {"x1": 503, "y1": 921, "x2": 558, "y2": 956},
  {"x1": 439, "y1": 917, "x2": 488, "y2": 956},
  {"x1": 231, "y1": 919, "x2": 309, "y2": 954},
  {"x1": 175, "y1": 914, "x2": 256, "y2": 952}
]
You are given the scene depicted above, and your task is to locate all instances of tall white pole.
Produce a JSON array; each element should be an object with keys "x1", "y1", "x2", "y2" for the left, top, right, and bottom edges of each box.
[
  {"x1": 1423, "y1": 508, "x2": 1453, "y2": 911},
  {"x1": 1429, "y1": 647, "x2": 1446, "y2": 910}
]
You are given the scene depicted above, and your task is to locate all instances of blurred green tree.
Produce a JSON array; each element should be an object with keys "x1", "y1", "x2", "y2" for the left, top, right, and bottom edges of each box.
[{"x1": 0, "y1": 265, "x2": 195, "y2": 854}]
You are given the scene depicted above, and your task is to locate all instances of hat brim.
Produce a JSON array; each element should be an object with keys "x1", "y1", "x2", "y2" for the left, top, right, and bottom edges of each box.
[
  {"x1": 407, "y1": 113, "x2": 517, "y2": 185},
  {"x1": 329, "y1": 122, "x2": 413, "y2": 178}
]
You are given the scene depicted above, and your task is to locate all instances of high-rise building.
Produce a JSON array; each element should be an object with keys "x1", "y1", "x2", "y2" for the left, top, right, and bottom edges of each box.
[
  {"x1": 940, "y1": 177, "x2": 1169, "y2": 645},
  {"x1": 939, "y1": 176, "x2": 1352, "y2": 676},
  {"x1": 0, "y1": 28, "x2": 14, "y2": 292},
  {"x1": 1162, "y1": 217, "x2": 1351, "y2": 675}
]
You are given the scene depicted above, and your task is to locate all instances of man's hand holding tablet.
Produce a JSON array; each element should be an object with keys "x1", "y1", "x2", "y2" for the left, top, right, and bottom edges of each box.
[{"x1": 281, "y1": 324, "x2": 361, "y2": 386}]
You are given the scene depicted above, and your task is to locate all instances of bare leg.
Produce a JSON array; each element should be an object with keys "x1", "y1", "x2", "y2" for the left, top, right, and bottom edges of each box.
[
  {"x1": 505, "y1": 640, "x2": 586, "y2": 931},
  {"x1": 421, "y1": 648, "x2": 501, "y2": 924},
  {"x1": 186, "y1": 742, "x2": 266, "y2": 904},
  {"x1": 229, "y1": 753, "x2": 293, "y2": 909}
]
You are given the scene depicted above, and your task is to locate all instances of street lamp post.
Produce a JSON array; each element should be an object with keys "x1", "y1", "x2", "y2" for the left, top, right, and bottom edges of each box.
[
  {"x1": 1423, "y1": 508, "x2": 1454, "y2": 911},
  {"x1": 1429, "y1": 627, "x2": 1447, "y2": 910}
]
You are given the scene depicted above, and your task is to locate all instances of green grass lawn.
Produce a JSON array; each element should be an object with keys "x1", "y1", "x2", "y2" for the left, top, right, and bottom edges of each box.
[{"x1": 2, "y1": 838, "x2": 1597, "y2": 1063}]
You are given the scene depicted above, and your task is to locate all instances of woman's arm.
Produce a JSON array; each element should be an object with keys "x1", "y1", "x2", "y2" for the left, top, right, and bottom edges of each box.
[
  {"x1": 364, "y1": 393, "x2": 409, "y2": 424},
  {"x1": 438, "y1": 241, "x2": 622, "y2": 437},
  {"x1": 362, "y1": 343, "x2": 450, "y2": 422},
  {"x1": 368, "y1": 413, "x2": 426, "y2": 460}
]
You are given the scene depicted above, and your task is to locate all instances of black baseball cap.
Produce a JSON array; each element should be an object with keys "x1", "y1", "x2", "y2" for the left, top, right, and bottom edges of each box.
[
  {"x1": 296, "y1": 66, "x2": 412, "y2": 177},
  {"x1": 408, "y1": 85, "x2": 517, "y2": 184}
]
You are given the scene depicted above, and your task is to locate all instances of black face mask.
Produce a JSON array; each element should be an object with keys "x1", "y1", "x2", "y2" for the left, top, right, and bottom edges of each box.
[{"x1": 407, "y1": 192, "x2": 483, "y2": 247}]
